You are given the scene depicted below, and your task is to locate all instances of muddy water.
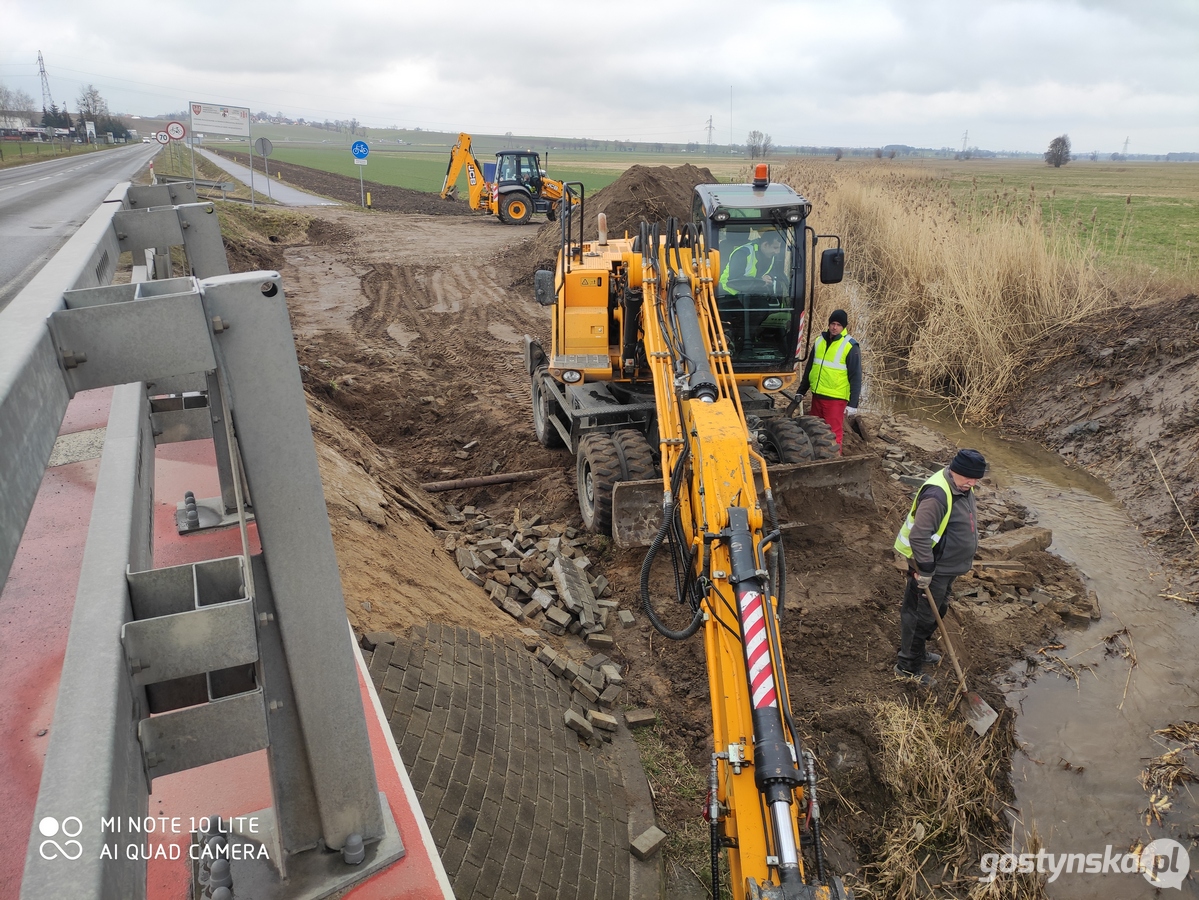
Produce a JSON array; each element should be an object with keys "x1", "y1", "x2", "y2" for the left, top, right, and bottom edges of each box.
[{"x1": 909, "y1": 417, "x2": 1199, "y2": 897}]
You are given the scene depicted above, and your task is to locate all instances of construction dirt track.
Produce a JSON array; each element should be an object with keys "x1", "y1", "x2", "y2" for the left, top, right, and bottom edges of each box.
[{"x1": 216, "y1": 158, "x2": 1199, "y2": 897}]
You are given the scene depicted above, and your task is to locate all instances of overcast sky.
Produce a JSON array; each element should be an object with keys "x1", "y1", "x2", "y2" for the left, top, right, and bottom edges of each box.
[{"x1": 2, "y1": 0, "x2": 1196, "y2": 154}]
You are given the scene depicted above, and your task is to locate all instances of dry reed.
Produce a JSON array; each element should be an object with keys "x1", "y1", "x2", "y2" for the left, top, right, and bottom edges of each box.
[
  {"x1": 774, "y1": 161, "x2": 1119, "y2": 423},
  {"x1": 852, "y1": 699, "x2": 1044, "y2": 899}
]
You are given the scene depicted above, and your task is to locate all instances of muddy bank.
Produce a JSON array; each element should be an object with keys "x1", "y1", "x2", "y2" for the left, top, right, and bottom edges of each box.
[{"x1": 1005, "y1": 292, "x2": 1199, "y2": 592}]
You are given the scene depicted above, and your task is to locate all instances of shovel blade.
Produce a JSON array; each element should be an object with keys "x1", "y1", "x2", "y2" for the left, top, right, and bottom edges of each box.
[{"x1": 961, "y1": 691, "x2": 999, "y2": 735}]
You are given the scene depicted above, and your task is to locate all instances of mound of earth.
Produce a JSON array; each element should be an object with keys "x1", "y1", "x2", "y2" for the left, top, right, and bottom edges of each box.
[
  {"x1": 1007, "y1": 291, "x2": 1199, "y2": 589},
  {"x1": 209, "y1": 149, "x2": 479, "y2": 216},
  {"x1": 509, "y1": 163, "x2": 718, "y2": 281}
]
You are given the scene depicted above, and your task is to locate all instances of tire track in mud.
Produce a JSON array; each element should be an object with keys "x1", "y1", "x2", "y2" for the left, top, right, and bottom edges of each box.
[{"x1": 355, "y1": 262, "x2": 541, "y2": 399}]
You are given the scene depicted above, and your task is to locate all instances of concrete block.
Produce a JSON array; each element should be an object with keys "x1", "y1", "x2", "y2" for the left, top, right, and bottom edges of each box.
[
  {"x1": 592, "y1": 575, "x2": 609, "y2": 596},
  {"x1": 977, "y1": 526, "x2": 1053, "y2": 560},
  {"x1": 625, "y1": 709, "x2": 657, "y2": 728},
  {"x1": 587, "y1": 710, "x2": 618, "y2": 732},
  {"x1": 521, "y1": 599, "x2": 542, "y2": 619},
  {"x1": 630, "y1": 826, "x2": 667, "y2": 860},
  {"x1": 546, "y1": 606, "x2": 573, "y2": 627},
  {"x1": 536, "y1": 646, "x2": 558, "y2": 668},
  {"x1": 541, "y1": 620, "x2": 567, "y2": 637},
  {"x1": 585, "y1": 632, "x2": 615, "y2": 651},
  {"x1": 502, "y1": 599, "x2": 526, "y2": 620},
  {"x1": 461, "y1": 567, "x2": 485, "y2": 588},
  {"x1": 564, "y1": 709, "x2": 594, "y2": 740},
  {"x1": 598, "y1": 683, "x2": 622, "y2": 709},
  {"x1": 363, "y1": 631, "x2": 396, "y2": 651},
  {"x1": 549, "y1": 655, "x2": 568, "y2": 676},
  {"x1": 600, "y1": 664, "x2": 623, "y2": 685},
  {"x1": 573, "y1": 678, "x2": 601, "y2": 703},
  {"x1": 551, "y1": 558, "x2": 596, "y2": 615},
  {"x1": 531, "y1": 588, "x2": 555, "y2": 610},
  {"x1": 618, "y1": 609, "x2": 636, "y2": 628}
]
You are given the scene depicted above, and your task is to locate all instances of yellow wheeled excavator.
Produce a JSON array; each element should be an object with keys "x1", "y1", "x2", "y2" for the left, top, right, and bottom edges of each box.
[
  {"x1": 439, "y1": 132, "x2": 569, "y2": 224},
  {"x1": 522, "y1": 166, "x2": 858, "y2": 899}
]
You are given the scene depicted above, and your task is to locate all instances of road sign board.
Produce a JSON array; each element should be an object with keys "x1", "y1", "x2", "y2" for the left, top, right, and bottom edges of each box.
[
  {"x1": 354, "y1": 159, "x2": 368, "y2": 166},
  {"x1": 351, "y1": 141, "x2": 369, "y2": 159},
  {"x1": 166, "y1": 121, "x2": 186, "y2": 141},
  {"x1": 253, "y1": 137, "x2": 274, "y2": 157},
  {"x1": 155, "y1": 131, "x2": 170, "y2": 145}
]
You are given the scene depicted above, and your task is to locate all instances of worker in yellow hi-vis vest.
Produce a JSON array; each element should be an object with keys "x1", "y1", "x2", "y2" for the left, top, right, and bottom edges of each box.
[{"x1": 797, "y1": 309, "x2": 861, "y2": 450}]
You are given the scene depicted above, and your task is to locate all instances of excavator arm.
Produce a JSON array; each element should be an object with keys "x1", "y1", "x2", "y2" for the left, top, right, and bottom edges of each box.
[
  {"x1": 630, "y1": 220, "x2": 850, "y2": 900},
  {"x1": 439, "y1": 132, "x2": 491, "y2": 212}
]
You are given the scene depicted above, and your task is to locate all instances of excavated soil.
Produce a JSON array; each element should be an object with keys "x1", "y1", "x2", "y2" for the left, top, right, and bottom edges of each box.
[{"x1": 221, "y1": 164, "x2": 1113, "y2": 891}]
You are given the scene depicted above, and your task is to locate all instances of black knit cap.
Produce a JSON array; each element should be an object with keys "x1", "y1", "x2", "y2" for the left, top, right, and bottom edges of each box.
[
  {"x1": 828, "y1": 309, "x2": 848, "y2": 327},
  {"x1": 949, "y1": 449, "x2": 987, "y2": 479}
]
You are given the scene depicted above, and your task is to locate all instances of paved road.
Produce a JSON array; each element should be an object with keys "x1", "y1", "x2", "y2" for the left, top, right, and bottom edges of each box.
[
  {"x1": 0, "y1": 144, "x2": 159, "y2": 311},
  {"x1": 195, "y1": 148, "x2": 339, "y2": 207}
]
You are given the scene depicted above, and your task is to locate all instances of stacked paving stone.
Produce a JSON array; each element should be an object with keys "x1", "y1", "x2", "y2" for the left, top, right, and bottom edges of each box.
[
  {"x1": 532, "y1": 641, "x2": 625, "y2": 747},
  {"x1": 360, "y1": 625, "x2": 631, "y2": 900},
  {"x1": 437, "y1": 506, "x2": 618, "y2": 649}
]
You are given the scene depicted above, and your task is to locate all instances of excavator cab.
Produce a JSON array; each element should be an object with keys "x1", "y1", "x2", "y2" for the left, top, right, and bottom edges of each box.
[{"x1": 694, "y1": 175, "x2": 811, "y2": 374}]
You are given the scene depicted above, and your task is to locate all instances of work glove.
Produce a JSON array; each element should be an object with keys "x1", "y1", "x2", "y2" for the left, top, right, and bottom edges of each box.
[
  {"x1": 913, "y1": 571, "x2": 933, "y2": 589},
  {"x1": 845, "y1": 407, "x2": 859, "y2": 416}
]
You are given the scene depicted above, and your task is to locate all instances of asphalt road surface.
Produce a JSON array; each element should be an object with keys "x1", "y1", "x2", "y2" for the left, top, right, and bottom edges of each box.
[{"x1": 0, "y1": 143, "x2": 159, "y2": 311}]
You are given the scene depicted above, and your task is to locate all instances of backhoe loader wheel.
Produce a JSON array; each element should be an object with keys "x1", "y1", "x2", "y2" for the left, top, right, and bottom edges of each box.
[
  {"x1": 500, "y1": 193, "x2": 533, "y2": 225},
  {"x1": 531, "y1": 369, "x2": 565, "y2": 448},
  {"x1": 577, "y1": 430, "x2": 657, "y2": 535},
  {"x1": 797, "y1": 414, "x2": 840, "y2": 459},
  {"x1": 759, "y1": 418, "x2": 814, "y2": 464}
]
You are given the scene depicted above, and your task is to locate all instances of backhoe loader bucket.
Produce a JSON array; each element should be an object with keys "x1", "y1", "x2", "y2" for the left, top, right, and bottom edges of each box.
[{"x1": 611, "y1": 454, "x2": 875, "y2": 549}]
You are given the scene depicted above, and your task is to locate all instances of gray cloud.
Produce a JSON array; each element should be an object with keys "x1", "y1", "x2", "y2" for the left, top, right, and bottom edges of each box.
[{"x1": 2, "y1": 0, "x2": 1194, "y2": 152}]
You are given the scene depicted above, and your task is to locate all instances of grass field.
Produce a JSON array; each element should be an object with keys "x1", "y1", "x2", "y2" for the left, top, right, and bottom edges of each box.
[{"x1": 0, "y1": 140, "x2": 129, "y2": 169}]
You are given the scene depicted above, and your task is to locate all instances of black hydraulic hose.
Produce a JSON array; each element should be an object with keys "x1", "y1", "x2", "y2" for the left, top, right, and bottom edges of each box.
[
  {"x1": 641, "y1": 500, "x2": 703, "y2": 640},
  {"x1": 710, "y1": 821, "x2": 723, "y2": 900}
]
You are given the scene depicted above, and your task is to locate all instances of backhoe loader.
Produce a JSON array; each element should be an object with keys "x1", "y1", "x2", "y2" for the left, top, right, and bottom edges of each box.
[
  {"x1": 521, "y1": 165, "x2": 859, "y2": 899},
  {"x1": 439, "y1": 132, "x2": 568, "y2": 224}
]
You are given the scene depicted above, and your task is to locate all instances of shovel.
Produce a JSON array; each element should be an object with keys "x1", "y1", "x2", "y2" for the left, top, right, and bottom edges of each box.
[{"x1": 924, "y1": 586, "x2": 999, "y2": 736}]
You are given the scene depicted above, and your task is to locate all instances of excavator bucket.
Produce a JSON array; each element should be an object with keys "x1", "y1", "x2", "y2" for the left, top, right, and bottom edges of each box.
[{"x1": 611, "y1": 454, "x2": 875, "y2": 549}]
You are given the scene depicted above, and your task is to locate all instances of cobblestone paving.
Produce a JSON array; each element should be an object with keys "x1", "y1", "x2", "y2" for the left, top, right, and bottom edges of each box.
[{"x1": 367, "y1": 624, "x2": 630, "y2": 900}]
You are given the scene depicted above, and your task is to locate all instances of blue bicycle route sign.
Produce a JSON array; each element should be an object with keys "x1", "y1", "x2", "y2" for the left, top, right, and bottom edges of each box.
[{"x1": 351, "y1": 141, "x2": 370, "y2": 159}]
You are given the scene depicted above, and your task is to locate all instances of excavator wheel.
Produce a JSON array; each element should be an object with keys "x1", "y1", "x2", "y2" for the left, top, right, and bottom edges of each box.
[
  {"x1": 759, "y1": 417, "x2": 814, "y2": 464},
  {"x1": 577, "y1": 430, "x2": 657, "y2": 535},
  {"x1": 500, "y1": 193, "x2": 533, "y2": 225},
  {"x1": 797, "y1": 415, "x2": 840, "y2": 459},
  {"x1": 531, "y1": 369, "x2": 565, "y2": 449}
]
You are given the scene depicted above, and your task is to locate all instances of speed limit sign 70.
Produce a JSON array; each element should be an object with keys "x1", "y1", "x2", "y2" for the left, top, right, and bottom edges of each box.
[{"x1": 155, "y1": 131, "x2": 170, "y2": 145}]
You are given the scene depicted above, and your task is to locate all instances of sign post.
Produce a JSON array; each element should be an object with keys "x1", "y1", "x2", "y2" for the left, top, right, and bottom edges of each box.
[
  {"x1": 351, "y1": 141, "x2": 369, "y2": 208},
  {"x1": 189, "y1": 101, "x2": 252, "y2": 207},
  {"x1": 254, "y1": 137, "x2": 274, "y2": 201}
]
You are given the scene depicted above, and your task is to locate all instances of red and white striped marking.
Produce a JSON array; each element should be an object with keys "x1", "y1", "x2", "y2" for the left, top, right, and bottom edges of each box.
[{"x1": 738, "y1": 590, "x2": 777, "y2": 708}]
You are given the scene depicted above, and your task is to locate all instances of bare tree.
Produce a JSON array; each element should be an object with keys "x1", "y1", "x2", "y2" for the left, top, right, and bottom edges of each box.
[
  {"x1": 746, "y1": 130, "x2": 764, "y2": 158},
  {"x1": 761, "y1": 134, "x2": 774, "y2": 158},
  {"x1": 76, "y1": 84, "x2": 108, "y2": 120},
  {"x1": 0, "y1": 83, "x2": 37, "y2": 114},
  {"x1": 834, "y1": 148, "x2": 843, "y2": 161},
  {"x1": 1044, "y1": 134, "x2": 1071, "y2": 168}
]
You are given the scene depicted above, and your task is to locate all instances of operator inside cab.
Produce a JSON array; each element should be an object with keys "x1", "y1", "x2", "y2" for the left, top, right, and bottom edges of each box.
[{"x1": 716, "y1": 227, "x2": 794, "y2": 363}]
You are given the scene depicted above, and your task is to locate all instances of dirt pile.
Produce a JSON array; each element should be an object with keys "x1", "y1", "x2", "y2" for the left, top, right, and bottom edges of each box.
[
  {"x1": 1008, "y1": 291, "x2": 1199, "y2": 590},
  {"x1": 511, "y1": 163, "x2": 718, "y2": 279}
]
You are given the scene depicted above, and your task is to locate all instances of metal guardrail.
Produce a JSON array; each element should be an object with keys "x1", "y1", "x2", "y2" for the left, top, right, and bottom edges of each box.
[{"x1": 1, "y1": 182, "x2": 401, "y2": 899}]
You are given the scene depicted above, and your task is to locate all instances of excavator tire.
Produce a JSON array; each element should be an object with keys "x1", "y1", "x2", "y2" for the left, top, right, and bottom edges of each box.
[
  {"x1": 611, "y1": 429, "x2": 657, "y2": 481},
  {"x1": 530, "y1": 369, "x2": 565, "y2": 448},
  {"x1": 760, "y1": 417, "x2": 814, "y2": 464},
  {"x1": 500, "y1": 192, "x2": 533, "y2": 225},
  {"x1": 577, "y1": 429, "x2": 657, "y2": 535},
  {"x1": 797, "y1": 414, "x2": 840, "y2": 459}
]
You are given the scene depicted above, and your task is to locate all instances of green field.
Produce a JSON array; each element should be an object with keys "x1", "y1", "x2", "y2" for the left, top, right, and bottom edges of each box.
[
  {"x1": 927, "y1": 158, "x2": 1198, "y2": 276},
  {"x1": 0, "y1": 140, "x2": 129, "y2": 169},
  {"x1": 197, "y1": 122, "x2": 1196, "y2": 279}
]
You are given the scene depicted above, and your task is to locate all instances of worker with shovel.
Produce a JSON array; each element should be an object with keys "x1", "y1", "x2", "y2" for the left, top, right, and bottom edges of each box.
[{"x1": 892, "y1": 449, "x2": 986, "y2": 687}]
